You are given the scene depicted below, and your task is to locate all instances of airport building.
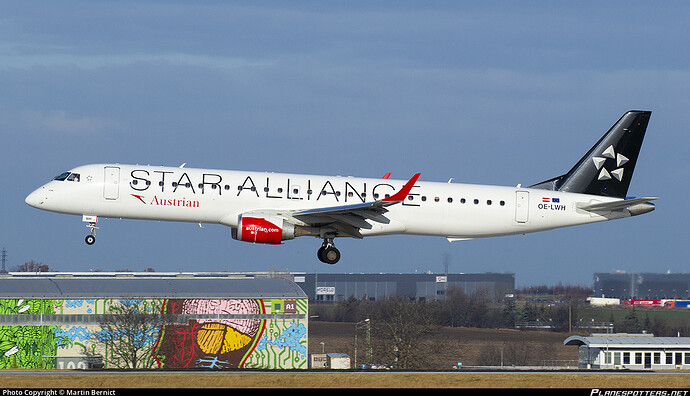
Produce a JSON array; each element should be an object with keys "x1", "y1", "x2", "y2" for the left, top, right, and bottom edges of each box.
[
  {"x1": 0, "y1": 272, "x2": 308, "y2": 370},
  {"x1": 296, "y1": 272, "x2": 515, "y2": 303},
  {"x1": 594, "y1": 272, "x2": 690, "y2": 300},
  {"x1": 565, "y1": 333, "x2": 690, "y2": 370}
]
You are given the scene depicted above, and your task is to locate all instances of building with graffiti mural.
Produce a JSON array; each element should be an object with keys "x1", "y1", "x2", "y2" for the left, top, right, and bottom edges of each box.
[{"x1": 0, "y1": 273, "x2": 308, "y2": 370}]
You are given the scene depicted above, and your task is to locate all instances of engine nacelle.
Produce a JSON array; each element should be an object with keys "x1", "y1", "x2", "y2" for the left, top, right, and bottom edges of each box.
[{"x1": 232, "y1": 215, "x2": 295, "y2": 244}]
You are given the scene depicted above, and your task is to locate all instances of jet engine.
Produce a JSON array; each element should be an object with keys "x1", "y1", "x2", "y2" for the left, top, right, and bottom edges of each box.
[{"x1": 232, "y1": 215, "x2": 296, "y2": 244}]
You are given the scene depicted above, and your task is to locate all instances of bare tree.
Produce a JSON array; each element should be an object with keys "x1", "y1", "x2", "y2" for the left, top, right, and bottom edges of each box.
[
  {"x1": 93, "y1": 299, "x2": 169, "y2": 369},
  {"x1": 364, "y1": 296, "x2": 442, "y2": 370},
  {"x1": 12, "y1": 260, "x2": 50, "y2": 272}
]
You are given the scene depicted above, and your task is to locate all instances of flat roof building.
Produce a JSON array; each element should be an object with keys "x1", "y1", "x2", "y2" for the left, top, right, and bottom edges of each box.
[
  {"x1": 564, "y1": 333, "x2": 690, "y2": 370},
  {"x1": 296, "y1": 272, "x2": 514, "y2": 303},
  {"x1": 594, "y1": 272, "x2": 690, "y2": 300},
  {"x1": 0, "y1": 272, "x2": 308, "y2": 370}
]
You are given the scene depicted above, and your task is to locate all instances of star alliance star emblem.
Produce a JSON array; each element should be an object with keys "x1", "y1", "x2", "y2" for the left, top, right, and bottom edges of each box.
[{"x1": 592, "y1": 145, "x2": 628, "y2": 181}]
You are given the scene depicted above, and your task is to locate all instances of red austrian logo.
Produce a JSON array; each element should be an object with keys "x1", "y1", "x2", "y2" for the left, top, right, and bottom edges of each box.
[{"x1": 131, "y1": 194, "x2": 200, "y2": 208}]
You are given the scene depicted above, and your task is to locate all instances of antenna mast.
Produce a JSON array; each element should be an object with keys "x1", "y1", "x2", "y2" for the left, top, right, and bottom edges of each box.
[{"x1": 1, "y1": 248, "x2": 7, "y2": 273}]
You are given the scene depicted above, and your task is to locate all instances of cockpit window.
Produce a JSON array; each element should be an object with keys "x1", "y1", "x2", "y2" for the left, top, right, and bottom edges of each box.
[{"x1": 54, "y1": 172, "x2": 80, "y2": 182}]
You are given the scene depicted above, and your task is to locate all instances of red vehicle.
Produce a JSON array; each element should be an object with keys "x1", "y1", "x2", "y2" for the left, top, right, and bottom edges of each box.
[{"x1": 622, "y1": 300, "x2": 663, "y2": 307}]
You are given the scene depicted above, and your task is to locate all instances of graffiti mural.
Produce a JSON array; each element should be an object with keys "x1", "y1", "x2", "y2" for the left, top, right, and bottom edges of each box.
[
  {"x1": 0, "y1": 299, "x2": 63, "y2": 369},
  {"x1": 0, "y1": 297, "x2": 307, "y2": 370},
  {"x1": 153, "y1": 298, "x2": 265, "y2": 369}
]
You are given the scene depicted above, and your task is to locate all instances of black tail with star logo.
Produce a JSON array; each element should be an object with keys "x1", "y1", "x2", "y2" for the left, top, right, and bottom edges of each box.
[{"x1": 530, "y1": 110, "x2": 651, "y2": 198}]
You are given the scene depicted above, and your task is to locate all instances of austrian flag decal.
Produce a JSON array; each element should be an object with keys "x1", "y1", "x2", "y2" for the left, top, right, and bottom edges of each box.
[{"x1": 538, "y1": 197, "x2": 565, "y2": 211}]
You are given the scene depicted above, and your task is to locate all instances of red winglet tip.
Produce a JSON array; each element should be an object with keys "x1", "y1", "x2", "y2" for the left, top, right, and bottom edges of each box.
[
  {"x1": 382, "y1": 173, "x2": 421, "y2": 202},
  {"x1": 382, "y1": 172, "x2": 391, "y2": 179}
]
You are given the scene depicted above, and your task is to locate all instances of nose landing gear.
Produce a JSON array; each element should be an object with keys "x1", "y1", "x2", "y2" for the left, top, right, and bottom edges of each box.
[
  {"x1": 317, "y1": 238, "x2": 341, "y2": 264},
  {"x1": 83, "y1": 215, "x2": 98, "y2": 245}
]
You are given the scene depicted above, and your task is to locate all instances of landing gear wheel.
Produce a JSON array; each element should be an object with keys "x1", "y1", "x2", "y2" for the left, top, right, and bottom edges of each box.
[
  {"x1": 85, "y1": 221, "x2": 98, "y2": 246},
  {"x1": 317, "y1": 237, "x2": 341, "y2": 264},
  {"x1": 319, "y1": 246, "x2": 341, "y2": 264}
]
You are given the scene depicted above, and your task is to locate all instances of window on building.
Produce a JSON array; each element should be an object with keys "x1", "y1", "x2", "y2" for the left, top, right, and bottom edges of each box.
[
  {"x1": 635, "y1": 352, "x2": 642, "y2": 365},
  {"x1": 623, "y1": 352, "x2": 630, "y2": 365}
]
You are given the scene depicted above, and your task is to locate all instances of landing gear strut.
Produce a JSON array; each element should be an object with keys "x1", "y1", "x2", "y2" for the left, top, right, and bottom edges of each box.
[
  {"x1": 85, "y1": 222, "x2": 98, "y2": 245},
  {"x1": 317, "y1": 238, "x2": 340, "y2": 264}
]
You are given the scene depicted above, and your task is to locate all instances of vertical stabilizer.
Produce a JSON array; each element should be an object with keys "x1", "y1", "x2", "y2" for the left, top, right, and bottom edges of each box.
[{"x1": 530, "y1": 110, "x2": 651, "y2": 198}]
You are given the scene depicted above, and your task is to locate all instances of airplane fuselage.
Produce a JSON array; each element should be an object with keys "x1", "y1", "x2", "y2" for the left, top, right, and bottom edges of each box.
[
  {"x1": 24, "y1": 111, "x2": 657, "y2": 264},
  {"x1": 26, "y1": 163, "x2": 636, "y2": 240}
]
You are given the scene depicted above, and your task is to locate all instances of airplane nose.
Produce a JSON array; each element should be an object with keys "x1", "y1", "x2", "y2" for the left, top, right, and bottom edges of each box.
[{"x1": 25, "y1": 188, "x2": 45, "y2": 208}]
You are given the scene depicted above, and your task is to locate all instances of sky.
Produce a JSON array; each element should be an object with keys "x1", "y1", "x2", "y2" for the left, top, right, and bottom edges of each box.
[{"x1": 1, "y1": 1, "x2": 689, "y2": 287}]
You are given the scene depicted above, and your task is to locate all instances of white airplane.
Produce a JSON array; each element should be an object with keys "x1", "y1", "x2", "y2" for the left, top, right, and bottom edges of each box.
[{"x1": 26, "y1": 110, "x2": 656, "y2": 264}]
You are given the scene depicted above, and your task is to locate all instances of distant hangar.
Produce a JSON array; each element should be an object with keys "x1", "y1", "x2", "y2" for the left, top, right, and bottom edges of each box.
[
  {"x1": 296, "y1": 272, "x2": 514, "y2": 302},
  {"x1": 594, "y1": 272, "x2": 690, "y2": 300}
]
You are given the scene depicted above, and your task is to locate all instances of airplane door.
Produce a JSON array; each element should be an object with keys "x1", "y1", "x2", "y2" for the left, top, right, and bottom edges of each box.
[
  {"x1": 103, "y1": 166, "x2": 120, "y2": 200},
  {"x1": 515, "y1": 191, "x2": 529, "y2": 223}
]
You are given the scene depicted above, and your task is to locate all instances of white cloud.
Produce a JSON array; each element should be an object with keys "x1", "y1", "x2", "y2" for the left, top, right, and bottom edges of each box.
[
  {"x1": 0, "y1": 50, "x2": 274, "y2": 71},
  {"x1": 20, "y1": 109, "x2": 110, "y2": 135}
]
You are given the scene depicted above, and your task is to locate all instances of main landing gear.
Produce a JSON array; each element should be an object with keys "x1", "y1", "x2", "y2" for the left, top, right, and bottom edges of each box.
[{"x1": 317, "y1": 238, "x2": 341, "y2": 264}]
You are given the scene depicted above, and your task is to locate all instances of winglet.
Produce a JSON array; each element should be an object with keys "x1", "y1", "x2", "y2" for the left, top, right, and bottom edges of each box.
[
  {"x1": 382, "y1": 173, "x2": 421, "y2": 202},
  {"x1": 382, "y1": 173, "x2": 391, "y2": 179}
]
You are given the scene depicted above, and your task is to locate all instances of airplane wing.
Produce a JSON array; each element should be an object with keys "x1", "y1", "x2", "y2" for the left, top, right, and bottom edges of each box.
[{"x1": 292, "y1": 173, "x2": 421, "y2": 238}]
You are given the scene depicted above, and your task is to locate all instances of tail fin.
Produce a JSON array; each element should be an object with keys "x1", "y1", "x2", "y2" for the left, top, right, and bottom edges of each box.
[{"x1": 530, "y1": 110, "x2": 651, "y2": 198}]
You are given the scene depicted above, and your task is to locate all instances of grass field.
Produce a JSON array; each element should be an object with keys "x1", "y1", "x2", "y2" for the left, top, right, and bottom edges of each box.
[
  {"x1": 308, "y1": 321, "x2": 579, "y2": 369},
  {"x1": 1, "y1": 371, "x2": 689, "y2": 389},
  {"x1": 2, "y1": 320, "x2": 689, "y2": 389}
]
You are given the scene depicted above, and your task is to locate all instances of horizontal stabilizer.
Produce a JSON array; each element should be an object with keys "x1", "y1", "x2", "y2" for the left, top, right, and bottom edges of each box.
[{"x1": 577, "y1": 197, "x2": 657, "y2": 215}]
